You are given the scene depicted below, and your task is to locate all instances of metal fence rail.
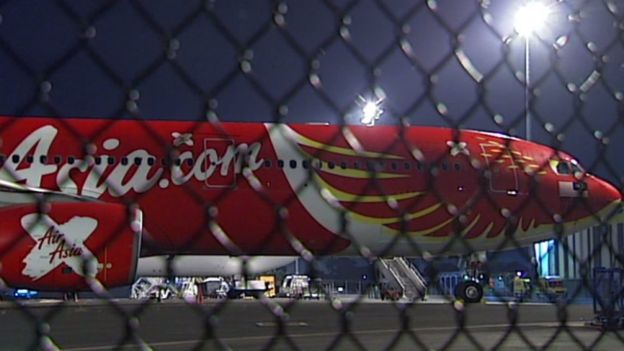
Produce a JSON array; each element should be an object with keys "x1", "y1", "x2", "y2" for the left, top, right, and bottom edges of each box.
[{"x1": 0, "y1": 0, "x2": 623, "y2": 349}]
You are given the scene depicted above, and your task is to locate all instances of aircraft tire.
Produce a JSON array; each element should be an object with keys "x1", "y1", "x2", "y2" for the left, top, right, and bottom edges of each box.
[{"x1": 455, "y1": 281, "x2": 483, "y2": 304}]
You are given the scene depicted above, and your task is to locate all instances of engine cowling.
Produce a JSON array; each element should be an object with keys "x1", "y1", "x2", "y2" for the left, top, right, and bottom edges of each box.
[{"x1": 0, "y1": 202, "x2": 142, "y2": 291}]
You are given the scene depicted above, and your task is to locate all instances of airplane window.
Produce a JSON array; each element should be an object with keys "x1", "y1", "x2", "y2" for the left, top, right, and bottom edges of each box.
[
  {"x1": 26, "y1": 155, "x2": 33, "y2": 163},
  {"x1": 277, "y1": 160, "x2": 284, "y2": 168},
  {"x1": 54, "y1": 155, "x2": 62, "y2": 164},
  {"x1": 368, "y1": 161, "x2": 384, "y2": 171},
  {"x1": 185, "y1": 158, "x2": 193, "y2": 166},
  {"x1": 328, "y1": 161, "x2": 335, "y2": 169},
  {"x1": 454, "y1": 163, "x2": 461, "y2": 171},
  {"x1": 404, "y1": 162, "x2": 411, "y2": 170},
  {"x1": 11, "y1": 155, "x2": 19, "y2": 163},
  {"x1": 263, "y1": 160, "x2": 272, "y2": 168},
  {"x1": 302, "y1": 160, "x2": 309, "y2": 169},
  {"x1": 147, "y1": 157, "x2": 155, "y2": 166},
  {"x1": 94, "y1": 156, "x2": 102, "y2": 165},
  {"x1": 441, "y1": 162, "x2": 448, "y2": 171},
  {"x1": 0, "y1": 155, "x2": 5, "y2": 164},
  {"x1": 340, "y1": 162, "x2": 347, "y2": 169},
  {"x1": 556, "y1": 162, "x2": 571, "y2": 175},
  {"x1": 353, "y1": 161, "x2": 360, "y2": 169},
  {"x1": 108, "y1": 157, "x2": 115, "y2": 165},
  {"x1": 39, "y1": 155, "x2": 47, "y2": 164},
  {"x1": 416, "y1": 162, "x2": 422, "y2": 171},
  {"x1": 135, "y1": 158, "x2": 143, "y2": 166},
  {"x1": 290, "y1": 160, "x2": 297, "y2": 169},
  {"x1": 67, "y1": 156, "x2": 75, "y2": 165},
  {"x1": 390, "y1": 162, "x2": 398, "y2": 171},
  {"x1": 174, "y1": 158, "x2": 181, "y2": 166},
  {"x1": 121, "y1": 157, "x2": 129, "y2": 166}
]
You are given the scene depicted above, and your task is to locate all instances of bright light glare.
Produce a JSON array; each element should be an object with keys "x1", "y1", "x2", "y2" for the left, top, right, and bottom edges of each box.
[
  {"x1": 363, "y1": 102, "x2": 378, "y2": 119},
  {"x1": 361, "y1": 100, "x2": 382, "y2": 126},
  {"x1": 514, "y1": 2, "x2": 550, "y2": 37}
]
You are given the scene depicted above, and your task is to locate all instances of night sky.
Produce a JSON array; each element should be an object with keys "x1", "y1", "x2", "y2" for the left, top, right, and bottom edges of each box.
[{"x1": 1, "y1": 0, "x2": 623, "y2": 185}]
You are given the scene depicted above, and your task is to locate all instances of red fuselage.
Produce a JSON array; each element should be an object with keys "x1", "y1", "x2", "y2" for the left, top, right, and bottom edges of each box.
[{"x1": 0, "y1": 117, "x2": 620, "y2": 257}]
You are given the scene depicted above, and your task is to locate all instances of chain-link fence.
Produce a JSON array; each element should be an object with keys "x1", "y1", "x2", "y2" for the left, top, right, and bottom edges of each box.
[{"x1": 1, "y1": 0, "x2": 624, "y2": 349}]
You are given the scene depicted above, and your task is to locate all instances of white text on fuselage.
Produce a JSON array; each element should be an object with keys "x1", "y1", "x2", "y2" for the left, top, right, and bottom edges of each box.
[{"x1": 1, "y1": 126, "x2": 264, "y2": 198}]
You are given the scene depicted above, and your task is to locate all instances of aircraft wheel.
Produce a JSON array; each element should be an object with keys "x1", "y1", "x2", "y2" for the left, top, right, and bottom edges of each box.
[{"x1": 455, "y1": 281, "x2": 483, "y2": 304}]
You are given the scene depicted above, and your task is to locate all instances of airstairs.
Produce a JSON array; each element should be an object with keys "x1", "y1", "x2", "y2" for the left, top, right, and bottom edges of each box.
[
  {"x1": 131, "y1": 277, "x2": 177, "y2": 300},
  {"x1": 377, "y1": 257, "x2": 427, "y2": 301}
]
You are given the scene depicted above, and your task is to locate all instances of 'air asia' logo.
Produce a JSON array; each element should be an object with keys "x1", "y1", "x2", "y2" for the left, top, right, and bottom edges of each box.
[
  {"x1": 21, "y1": 214, "x2": 99, "y2": 280},
  {"x1": 0, "y1": 125, "x2": 264, "y2": 199}
]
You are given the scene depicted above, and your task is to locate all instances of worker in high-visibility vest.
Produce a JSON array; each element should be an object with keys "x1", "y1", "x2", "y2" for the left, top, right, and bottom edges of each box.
[{"x1": 513, "y1": 275, "x2": 531, "y2": 302}]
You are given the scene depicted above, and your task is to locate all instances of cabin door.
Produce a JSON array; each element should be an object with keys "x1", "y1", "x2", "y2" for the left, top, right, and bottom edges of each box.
[
  {"x1": 202, "y1": 137, "x2": 237, "y2": 188},
  {"x1": 480, "y1": 143, "x2": 525, "y2": 195}
]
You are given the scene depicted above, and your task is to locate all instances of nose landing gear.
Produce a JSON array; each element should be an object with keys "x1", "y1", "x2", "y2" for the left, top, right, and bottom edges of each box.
[
  {"x1": 454, "y1": 252, "x2": 487, "y2": 303},
  {"x1": 454, "y1": 280, "x2": 483, "y2": 304}
]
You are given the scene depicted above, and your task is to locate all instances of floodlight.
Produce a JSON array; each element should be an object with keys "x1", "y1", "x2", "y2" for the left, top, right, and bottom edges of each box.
[
  {"x1": 514, "y1": 2, "x2": 550, "y2": 37},
  {"x1": 360, "y1": 100, "x2": 383, "y2": 126}
]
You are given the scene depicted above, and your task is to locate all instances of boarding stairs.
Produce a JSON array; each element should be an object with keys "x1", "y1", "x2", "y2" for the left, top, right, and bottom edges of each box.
[
  {"x1": 377, "y1": 257, "x2": 427, "y2": 301},
  {"x1": 131, "y1": 277, "x2": 178, "y2": 300}
]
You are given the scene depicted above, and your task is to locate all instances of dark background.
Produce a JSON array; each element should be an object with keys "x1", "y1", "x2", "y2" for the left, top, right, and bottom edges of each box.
[{"x1": 1, "y1": 0, "x2": 622, "y2": 186}]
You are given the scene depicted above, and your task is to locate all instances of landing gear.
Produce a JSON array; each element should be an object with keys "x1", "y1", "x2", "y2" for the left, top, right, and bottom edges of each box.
[
  {"x1": 454, "y1": 252, "x2": 487, "y2": 303},
  {"x1": 454, "y1": 280, "x2": 483, "y2": 304},
  {"x1": 63, "y1": 292, "x2": 78, "y2": 302}
]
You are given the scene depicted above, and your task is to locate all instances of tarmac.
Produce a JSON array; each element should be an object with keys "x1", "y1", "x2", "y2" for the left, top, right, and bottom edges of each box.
[{"x1": 0, "y1": 296, "x2": 621, "y2": 350}]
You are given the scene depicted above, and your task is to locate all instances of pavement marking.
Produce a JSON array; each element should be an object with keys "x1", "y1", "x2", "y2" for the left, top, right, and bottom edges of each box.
[
  {"x1": 62, "y1": 321, "x2": 589, "y2": 351},
  {"x1": 256, "y1": 321, "x2": 309, "y2": 327}
]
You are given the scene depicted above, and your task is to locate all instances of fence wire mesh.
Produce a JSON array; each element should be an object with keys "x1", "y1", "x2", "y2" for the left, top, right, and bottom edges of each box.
[{"x1": 0, "y1": 0, "x2": 624, "y2": 350}]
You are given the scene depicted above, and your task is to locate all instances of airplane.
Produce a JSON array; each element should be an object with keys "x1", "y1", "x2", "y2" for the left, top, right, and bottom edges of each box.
[{"x1": 0, "y1": 116, "x2": 620, "y2": 303}]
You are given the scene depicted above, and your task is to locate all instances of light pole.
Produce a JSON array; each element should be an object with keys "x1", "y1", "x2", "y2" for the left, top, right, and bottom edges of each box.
[
  {"x1": 514, "y1": 1, "x2": 552, "y2": 277},
  {"x1": 514, "y1": 1, "x2": 550, "y2": 141},
  {"x1": 524, "y1": 36, "x2": 531, "y2": 141}
]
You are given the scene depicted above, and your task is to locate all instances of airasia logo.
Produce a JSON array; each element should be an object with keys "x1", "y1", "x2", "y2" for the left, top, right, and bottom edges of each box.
[
  {"x1": 21, "y1": 214, "x2": 98, "y2": 280},
  {"x1": 36, "y1": 226, "x2": 84, "y2": 264},
  {"x1": 0, "y1": 125, "x2": 264, "y2": 198}
]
